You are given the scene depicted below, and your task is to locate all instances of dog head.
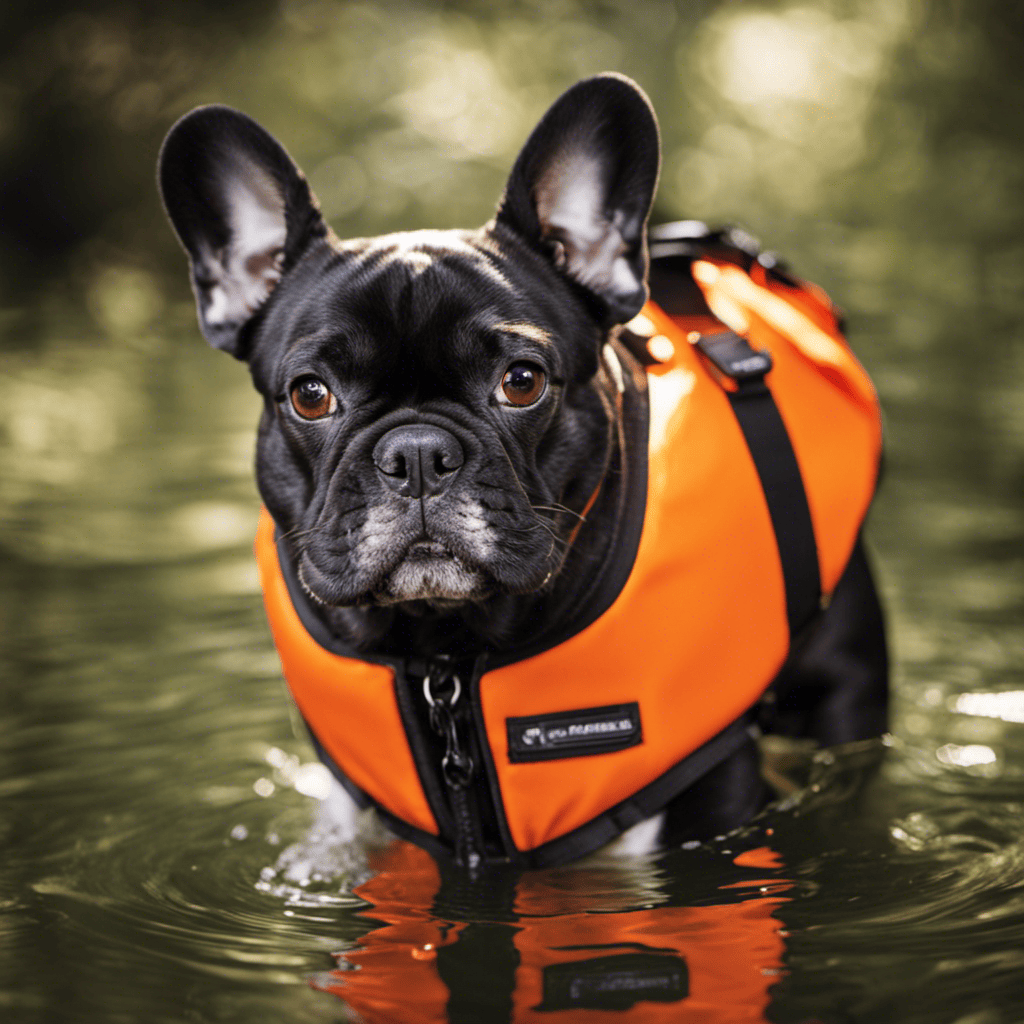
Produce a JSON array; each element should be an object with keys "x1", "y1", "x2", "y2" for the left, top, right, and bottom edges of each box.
[{"x1": 159, "y1": 75, "x2": 659, "y2": 643}]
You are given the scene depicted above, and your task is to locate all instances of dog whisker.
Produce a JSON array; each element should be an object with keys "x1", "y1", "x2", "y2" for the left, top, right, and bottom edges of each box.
[{"x1": 531, "y1": 503, "x2": 586, "y2": 522}]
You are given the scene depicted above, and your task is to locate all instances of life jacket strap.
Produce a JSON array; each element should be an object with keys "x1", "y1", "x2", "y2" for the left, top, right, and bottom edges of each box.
[
  {"x1": 693, "y1": 329, "x2": 822, "y2": 637},
  {"x1": 647, "y1": 220, "x2": 826, "y2": 639}
]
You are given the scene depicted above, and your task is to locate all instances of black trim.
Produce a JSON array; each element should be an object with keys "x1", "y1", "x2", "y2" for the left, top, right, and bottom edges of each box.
[
  {"x1": 519, "y1": 716, "x2": 754, "y2": 868},
  {"x1": 649, "y1": 220, "x2": 760, "y2": 269},
  {"x1": 305, "y1": 691, "x2": 753, "y2": 869},
  {"x1": 728, "y1": 382, "x2": 821, "y2": 636},
  {"x1": 649, "y1": 220, "x2": 809, "y2": 295},
  {"x1": 391, "y1": 662, "x2": 458, "y2": 840},
  {"x1": 305, "y1": 727, "x2": 372, "y2": 811},
  {"x1": 468, "y1": 660, "x2": 521, "y2": 861},
  {"x1": 506, "y1": 703, "x2": 642, "y2": 763},
  {"x1": 372, "y1": 806, "x2": 453, "y2": 862},
  {"x1": 307, "y1": 723, "x2": 456, "y2": 861}
]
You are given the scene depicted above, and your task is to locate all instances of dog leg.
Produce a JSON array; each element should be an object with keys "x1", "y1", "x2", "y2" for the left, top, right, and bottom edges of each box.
[
  {"x1": 598, "y1": 813, "x2": 667, "y2": 858},
  {"x1": 766, "y1": 537, "x2": 889, "y2": 745},
  {"x1": 662, "y1": 735, "x2": 771, "y2": 845}
]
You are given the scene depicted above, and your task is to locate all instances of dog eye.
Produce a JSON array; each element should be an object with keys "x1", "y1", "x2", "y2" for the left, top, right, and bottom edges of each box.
[
  {"x1": 289, "y1": 377, "x2": 337, "y2": 419},
  {"x1": 499, "y1": 363, "x2": 546, "y2": 407}
]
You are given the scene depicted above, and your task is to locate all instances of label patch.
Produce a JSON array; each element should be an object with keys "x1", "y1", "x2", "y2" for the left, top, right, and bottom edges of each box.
[
  {"x1": 538, "y1": 953, "x2": 688, "y2": 1012},
  {"x1": 506, "y1": 703, "x2": 642, "y2": 763}
]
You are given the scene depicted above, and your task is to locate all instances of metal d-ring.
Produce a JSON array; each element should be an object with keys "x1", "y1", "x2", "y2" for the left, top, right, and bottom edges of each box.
[{"x1": 423, "y1": 672, "x2": 461, "y2": 708}]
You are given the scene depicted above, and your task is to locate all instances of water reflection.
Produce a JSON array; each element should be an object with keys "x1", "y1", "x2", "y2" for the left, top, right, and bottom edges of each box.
[{"x1": 317, "y1": 840, "x2": 790, "y2": 1023}]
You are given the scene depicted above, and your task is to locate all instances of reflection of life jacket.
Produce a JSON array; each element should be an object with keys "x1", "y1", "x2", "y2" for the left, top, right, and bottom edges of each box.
[
  {"x1": 254, "y1": 230, "x2": 882, "y2": 868},
  {"x1": 315, "y1": 840, "x2": 791, "y2": 1023}
]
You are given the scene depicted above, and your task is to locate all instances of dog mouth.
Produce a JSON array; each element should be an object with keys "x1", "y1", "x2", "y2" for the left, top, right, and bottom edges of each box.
[
  {"x1": 297, "y1": 537, "x2": 489, "y2": 607},
  {"x1": 381, "y1": 540, "x2": 487, "y2": 604},
  {"x1": 404, "y1": 539, "x2": 450, "y2": 559},
  {"x1": 294, "y1": 485, "x2": 559, "y2": 608}
]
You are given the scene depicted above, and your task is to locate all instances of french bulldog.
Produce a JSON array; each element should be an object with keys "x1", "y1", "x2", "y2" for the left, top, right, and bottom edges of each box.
[{"x1": 159, "y1": 74, "x2": 888, "y2": 863}]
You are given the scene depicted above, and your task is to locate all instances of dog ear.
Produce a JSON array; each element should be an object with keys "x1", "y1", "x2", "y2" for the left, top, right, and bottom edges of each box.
[
  {"x1": 496, "y1": 74, "x2": 661, "y2": 324},
  {"x1": 158, "y1": 106, "x2": 327, "y2": 358}
]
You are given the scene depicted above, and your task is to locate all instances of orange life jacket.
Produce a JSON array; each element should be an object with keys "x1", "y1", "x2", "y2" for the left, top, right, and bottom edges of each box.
[{"x1": 254, "y1": 252, "x2": 882, "y2": 868}]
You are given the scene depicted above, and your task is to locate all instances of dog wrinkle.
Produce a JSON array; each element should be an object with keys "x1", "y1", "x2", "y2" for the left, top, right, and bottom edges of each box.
[
  {"x1": 388, "y1": 247, "x2": 434, "y2": 276},
  {"x1": 359, "y1": 229, "x2": 516, "y2": 292}
]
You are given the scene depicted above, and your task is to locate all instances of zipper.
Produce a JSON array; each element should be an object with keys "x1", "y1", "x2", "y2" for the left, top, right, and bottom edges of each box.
[{"x1": 421, "y1": 660, "x2": 487, "y2": 873}]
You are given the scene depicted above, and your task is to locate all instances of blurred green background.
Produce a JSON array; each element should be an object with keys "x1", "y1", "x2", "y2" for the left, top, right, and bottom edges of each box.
[
  {"x1": 2, "y1": 0, "x2": 1021, "y2": 625},
  {"x1": 4, "y1": 0, "x2": 1024, "y2": 347},
  {"x1": 1, "y1": 4, "x2": 1023, "y2": 1020}
]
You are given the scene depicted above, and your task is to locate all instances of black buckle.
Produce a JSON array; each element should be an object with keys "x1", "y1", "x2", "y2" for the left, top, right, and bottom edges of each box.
[{"x1": 691, "y1": 331, "x2": 772, "y2": 389}]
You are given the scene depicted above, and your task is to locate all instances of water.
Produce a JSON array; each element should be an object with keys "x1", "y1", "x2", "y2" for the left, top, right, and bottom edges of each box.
[
  {"x1": 1, "y1": 299, "x2": 1021, "y2": 1024},
  {"x1": 2, "y1": 1, "x2": 1024, "y2": 1021}
]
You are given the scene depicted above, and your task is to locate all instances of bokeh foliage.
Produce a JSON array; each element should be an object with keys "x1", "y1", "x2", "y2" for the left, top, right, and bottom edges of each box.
[
  {"x1": 0, "y1": 0, "x2": 1021, "y2": 638},
  {"x1": 1, "y1": 0, "x2": 1020, "y2": 321},
  {"x1": 2, "y1": 0, "x2": 1022, "y2": 490}
]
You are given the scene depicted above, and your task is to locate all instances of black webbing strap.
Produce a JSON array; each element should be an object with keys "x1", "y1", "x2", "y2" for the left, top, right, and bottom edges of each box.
[{"x1": 693, "y1": 331, "x2": 822, "y2": 637}]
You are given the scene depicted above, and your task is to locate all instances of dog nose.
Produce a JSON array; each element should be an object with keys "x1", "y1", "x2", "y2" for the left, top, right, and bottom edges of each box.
[{"x1": 372, "y1": 424, "x2": 465, "y2": 498}]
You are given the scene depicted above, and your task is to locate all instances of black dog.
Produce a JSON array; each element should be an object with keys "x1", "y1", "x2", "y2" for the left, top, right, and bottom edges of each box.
[{"x1": 159, "y1": 74, "x2": 887, "y2": 866}]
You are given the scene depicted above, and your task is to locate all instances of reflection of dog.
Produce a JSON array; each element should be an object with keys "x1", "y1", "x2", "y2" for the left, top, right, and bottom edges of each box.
[
  {"x1": 159, "y1": 74, "x2": 888, "y2": 869},
  {"x1": 314, "y1": 840, "x2": 791, "y2": 1021}
]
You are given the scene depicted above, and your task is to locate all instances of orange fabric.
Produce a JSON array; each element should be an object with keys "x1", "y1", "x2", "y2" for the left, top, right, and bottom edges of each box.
[
  {"x1": 254, "y1": 262, "x2": 882, "y2": 856},
  {"x1": 482, "y1": 302, "x2": 789, "y2": 850},
  {"x1": 690, "y1": 260, "x2": 882, "y2": 591},
  {"x1": 255, "y1": 510, "x2": 438, "y2": 835}
]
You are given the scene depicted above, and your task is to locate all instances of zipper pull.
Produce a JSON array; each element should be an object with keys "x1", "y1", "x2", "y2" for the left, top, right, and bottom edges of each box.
[
  {"x1": 423, "y1": 670, "x2": 474, "y2": 789},
  {"x1": 423, "y1": 666, "x2": 482, "y2": 871}
]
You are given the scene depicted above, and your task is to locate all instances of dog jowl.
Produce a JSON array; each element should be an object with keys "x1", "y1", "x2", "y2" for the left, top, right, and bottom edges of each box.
[{"x1": 159, "y1": 75, "x2": 887, "y2": 867}]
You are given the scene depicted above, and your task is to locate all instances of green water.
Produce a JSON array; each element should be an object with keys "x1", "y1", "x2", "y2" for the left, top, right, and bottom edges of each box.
[{"x1": 2, "y1": 1, "x2": 1023, "y2": 1021}]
